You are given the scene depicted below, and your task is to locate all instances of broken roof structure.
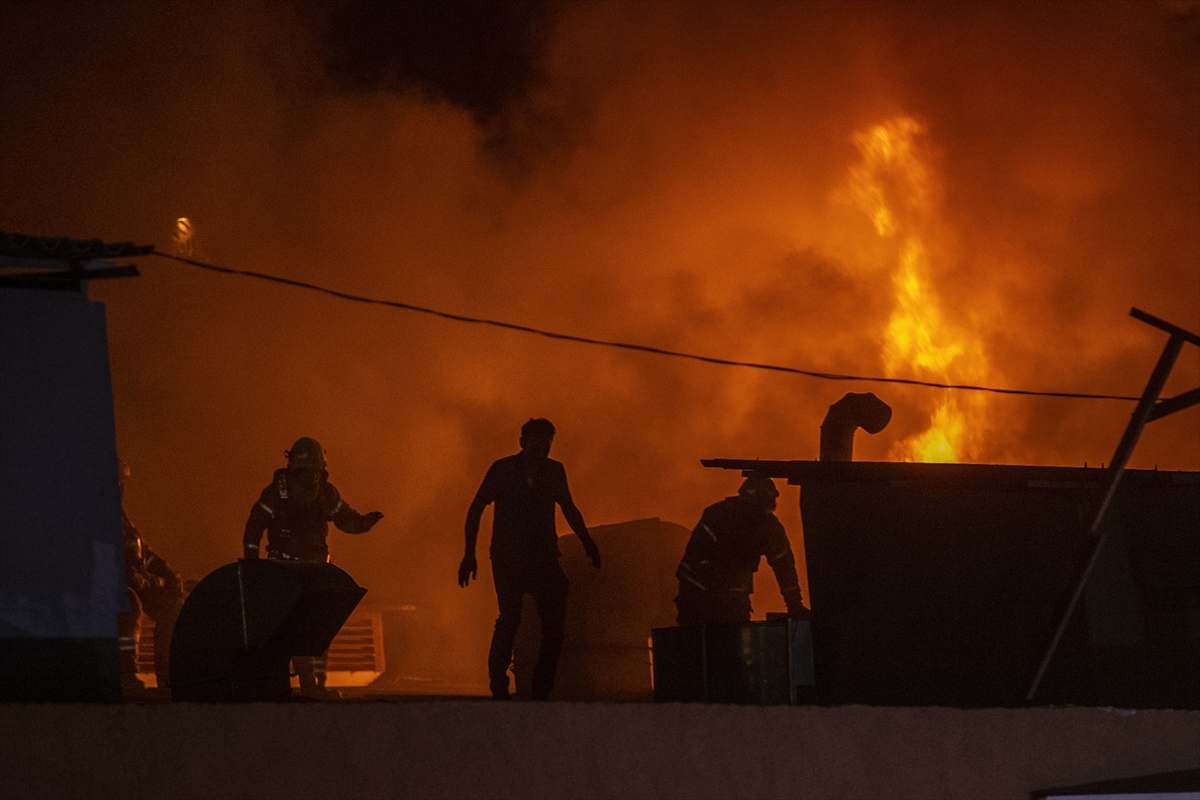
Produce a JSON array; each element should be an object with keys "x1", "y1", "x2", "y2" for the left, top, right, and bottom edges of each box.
[{"x1": 0, "y1": 230, "x2": 150, "y2": 291}]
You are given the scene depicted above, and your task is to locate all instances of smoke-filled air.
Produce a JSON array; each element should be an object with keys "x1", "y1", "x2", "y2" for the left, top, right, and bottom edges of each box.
[{"x1": 2, "y1": 1, "x2": 1197, "y2": 686}]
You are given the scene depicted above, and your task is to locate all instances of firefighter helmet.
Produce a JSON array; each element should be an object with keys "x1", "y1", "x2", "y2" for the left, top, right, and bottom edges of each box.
[
  {"x1": 286, "y1": 437, "x2": 327, "y2": 469},
  {"x1": 738, "y1": 475, "x2": 779, "y2": 498}
]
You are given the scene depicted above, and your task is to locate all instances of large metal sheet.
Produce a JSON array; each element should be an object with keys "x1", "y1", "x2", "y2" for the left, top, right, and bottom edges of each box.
[{"x1": 170, "y1": 559, "x2": 366, "y2": 702}]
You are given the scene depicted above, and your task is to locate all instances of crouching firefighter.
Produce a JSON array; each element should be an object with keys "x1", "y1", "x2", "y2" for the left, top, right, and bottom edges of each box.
[
  {"x1": 674, "y1": 475, "x2": 809, "y2": 626},
  {"x1": 243, "y1": 437, "x2": 383, "y2": 698}
]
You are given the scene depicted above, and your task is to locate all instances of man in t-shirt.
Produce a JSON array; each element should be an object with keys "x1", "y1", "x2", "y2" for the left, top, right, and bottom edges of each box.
[{"x1": 459, "y1": 418, "x2": 601, "y2": 700}]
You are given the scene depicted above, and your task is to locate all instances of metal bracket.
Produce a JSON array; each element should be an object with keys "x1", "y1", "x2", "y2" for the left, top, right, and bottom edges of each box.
[{"x1": 1025, "y1": 307, "x2": 1200, "y2": 703}]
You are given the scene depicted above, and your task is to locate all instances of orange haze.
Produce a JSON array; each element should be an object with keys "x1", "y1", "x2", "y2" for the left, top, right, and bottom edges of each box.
[{"x1": 2, "y1": 1, "x2": 1197, "y2": 687}]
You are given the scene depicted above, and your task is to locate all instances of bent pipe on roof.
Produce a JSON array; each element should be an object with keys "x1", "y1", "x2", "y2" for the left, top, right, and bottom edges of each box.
[{"x1": 819, "y1": 392, "x2": 892, "y2": 462}]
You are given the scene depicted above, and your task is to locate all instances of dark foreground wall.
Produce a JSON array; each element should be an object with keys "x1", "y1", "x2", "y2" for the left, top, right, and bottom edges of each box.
[
  {"x1": 2, "y1": 703, "x2": 1196, "y2": 799},
  {"x1": 0, "y1": 287, "x2": 125, "y2": 702}
]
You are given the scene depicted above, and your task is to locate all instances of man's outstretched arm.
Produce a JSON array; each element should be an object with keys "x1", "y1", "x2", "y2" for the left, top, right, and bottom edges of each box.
[
  {"x1": 243, "y1": 493, "x2": 273, "y2": 559},
  {"x1": 560, "y1": 499, "x2": 600, "y2": 569},
  {"x1": 555, "y1": 465, "x2": 600, "y2": 568},
  {"x1": 331, "y1": 490, "x2": 384, "y2": 534},
  {"x1": 460, "y1": 493, "x2": 488, "y2": 587},
  {"x1": 765, "y1": 521, "x2": 808, "y2": 619}
]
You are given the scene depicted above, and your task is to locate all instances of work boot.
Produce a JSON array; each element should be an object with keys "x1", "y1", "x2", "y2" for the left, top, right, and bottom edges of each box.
[
  {"x1": 295, "y1": 670, "x2": 342, "y2": 700},
  {"x1": 300, "y1": 685, "x2": 342, "y2": 700},
  {"x1": 490, "y1": 675, "x2": 511, "y2": 700},
  {"x1": 121, "y1": 672, "x2": 146, "y2": 697},
  {"x1": 295, "y1": 657, "x2": 319, "y2": 698},
  {"x1": 311, "y1": 658, "x2": 341, "y2": 699}
]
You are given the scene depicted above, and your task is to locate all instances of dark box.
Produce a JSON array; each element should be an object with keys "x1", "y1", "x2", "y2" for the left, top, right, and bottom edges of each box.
[{"x1": 651, "y1": 618, "x2": 813, "y2": 704}]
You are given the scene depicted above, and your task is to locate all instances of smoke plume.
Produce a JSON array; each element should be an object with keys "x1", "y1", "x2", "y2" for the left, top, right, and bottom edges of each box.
[{"x1": 2, "y1": 0, "x2": 1196, "y2": 686}]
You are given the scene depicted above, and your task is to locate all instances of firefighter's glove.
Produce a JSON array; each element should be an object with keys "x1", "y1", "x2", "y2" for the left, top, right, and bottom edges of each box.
[
  {"x1": 244, "y1": 545, "x2": 260, "y2": 560},
  {"x1": 583, "y1": 539, "x2": 601, "y2": 569},
  {"x1": 458, "y1": 554, "x2": 477, "y2": 587}
]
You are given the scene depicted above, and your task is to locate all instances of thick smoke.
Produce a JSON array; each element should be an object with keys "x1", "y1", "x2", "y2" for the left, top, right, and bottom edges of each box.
[{"x1": 2, "y1": 1, "x2": 1196, "y2": 688}]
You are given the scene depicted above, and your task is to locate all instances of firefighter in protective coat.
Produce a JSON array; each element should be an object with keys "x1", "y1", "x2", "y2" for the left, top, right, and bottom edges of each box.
[
  {"x1": 674, "y1": 475, "x2": 809, "y2": 625},
  {"x1": 117, "y1": 460, "x2": 185, "y2": 693},
  {"x1": 243, "y1": 437, "x2": 383, "y2": 697}
]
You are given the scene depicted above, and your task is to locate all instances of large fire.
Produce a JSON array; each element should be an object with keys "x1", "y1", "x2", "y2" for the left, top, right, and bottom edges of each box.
[
  {"x1": 847, "y1": 116, "x2": 989, "y2": 463},
  {"x1": 2, "y1": 1, "x2": 1196, "y2": 692}
]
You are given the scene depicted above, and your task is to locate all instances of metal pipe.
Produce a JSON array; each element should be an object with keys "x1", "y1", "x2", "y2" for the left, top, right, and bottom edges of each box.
[{"x1": 819, "y1": 392, "x2": 892, "y2": 462}]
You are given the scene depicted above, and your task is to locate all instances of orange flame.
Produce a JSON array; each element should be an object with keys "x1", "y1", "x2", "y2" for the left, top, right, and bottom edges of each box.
[{"x1": 847, "y1": 116, "x2": 988, "y2": 462}]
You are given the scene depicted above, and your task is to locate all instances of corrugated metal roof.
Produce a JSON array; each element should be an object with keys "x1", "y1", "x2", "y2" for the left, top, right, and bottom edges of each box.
[
  {"x1": 0, "y1": 230, "x2": 153, "y2": 261},
  {"x1": 701, "y1": 458, "x2": 1198, "y2": 487}
]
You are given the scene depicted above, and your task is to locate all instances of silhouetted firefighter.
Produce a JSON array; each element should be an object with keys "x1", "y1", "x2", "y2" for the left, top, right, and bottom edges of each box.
[
  {"x1": 459, "y1": 418, "x2": 601, "y2": 700},
  {"x1": 117, "y1": 459, "x2": 185, "y2": 694},
  {"x1": 675, "y1": 476, "x2": 809, "y2": 625},
  {"x1": 243, "y1": 437, "x2": 383, "y2": 699}
]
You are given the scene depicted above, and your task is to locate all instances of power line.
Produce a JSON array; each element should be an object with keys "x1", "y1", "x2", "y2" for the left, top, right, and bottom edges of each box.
[{"x1": 149, "y1": 250, "x2": 1142, "y2": 402}]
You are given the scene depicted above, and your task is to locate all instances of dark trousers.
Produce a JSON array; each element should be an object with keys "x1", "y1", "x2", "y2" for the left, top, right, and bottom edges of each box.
[
  {"x1": 118, "y1": 585, "x2": 183, "y2": 688},
  {"x1": 117, "y1": 588, "x2": 143, "y2": 688},
  {"x1": 268, "y1": 553, "x2": 330, "y2": 695},
  {"x1": 488, "y1": 560, "x2": 569, "y2": 699},
  {"x1": 140, "y1": 584, "x2": 182, "y2": 685},
  {"x1": 293, "y1": 655, "x2": 328, "y2": 693}
]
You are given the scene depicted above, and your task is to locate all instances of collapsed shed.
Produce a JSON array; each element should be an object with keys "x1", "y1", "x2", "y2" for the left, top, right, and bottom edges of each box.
[{"x1": 704, "y1": 458, "x2": 1199, "y2": 708}]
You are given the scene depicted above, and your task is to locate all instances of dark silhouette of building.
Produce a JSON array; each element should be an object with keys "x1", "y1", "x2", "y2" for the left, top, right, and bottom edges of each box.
[{"x1": 703, "y1": 458, "x2": 1200, "y2": 708}]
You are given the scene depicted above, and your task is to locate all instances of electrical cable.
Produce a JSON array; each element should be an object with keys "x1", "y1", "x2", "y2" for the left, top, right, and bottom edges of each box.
[{"x1": 149, "y1": 250, "x2": 1143, "y2": 402}]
